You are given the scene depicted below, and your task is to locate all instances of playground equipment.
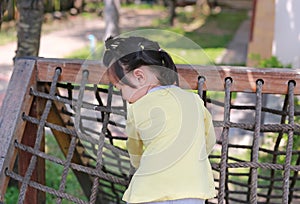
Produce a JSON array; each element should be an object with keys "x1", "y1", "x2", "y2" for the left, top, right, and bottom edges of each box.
[{"x1": 1, "y1": 57, "x2": 300, "y2": 203}]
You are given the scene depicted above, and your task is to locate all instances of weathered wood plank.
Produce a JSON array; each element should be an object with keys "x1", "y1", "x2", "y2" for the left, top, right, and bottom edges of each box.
[
  {"x1": 36, "y1": 57, "x2": 110, "y2": 85},
  {"x1": 0, "y1": 58, "x2": 36, "y2": 201},
  {"x1": 36, "y1": 58, "x2": 300, "y2": 94},
  {"x1": 18, "y1": 97, "x2": 45, "y2": 204}
]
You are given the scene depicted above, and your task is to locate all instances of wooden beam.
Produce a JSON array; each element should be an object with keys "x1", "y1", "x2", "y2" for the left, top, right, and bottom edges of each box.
[
  {"x1": 18, "y1": 96, "x2": 45, "y2": 204},
  {"x1": 36, "y1": 58, "x2": 110, "y2": 85},
  {"x1": 36, "y1": 58, "x2": 300, "y2": 94},
  {"x1": 0, "y1": 58, "x2": 36, "y2": 202}
]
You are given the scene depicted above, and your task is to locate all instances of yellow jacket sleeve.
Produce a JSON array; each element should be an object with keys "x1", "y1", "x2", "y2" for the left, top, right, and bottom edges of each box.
[
  {"x1": 126, "y1": 106, "x2": 144, "y2": 169},
  {"x1": 204, "y1": 107, "x2": 216, "y2": 155}
]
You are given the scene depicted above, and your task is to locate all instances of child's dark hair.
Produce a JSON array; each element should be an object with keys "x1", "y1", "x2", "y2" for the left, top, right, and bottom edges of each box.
[{"x1": 103, "y1": 36, "x2": 179, "y2": 86}]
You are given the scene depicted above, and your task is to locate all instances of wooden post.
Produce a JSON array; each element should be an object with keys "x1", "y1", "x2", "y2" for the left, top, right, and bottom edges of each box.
[
  {"x1": 0, "y1": 58, "x2": 37, "y2": 202},
  {"x1": 18, "y1": 86, "x2": 46, "y2": 203}
]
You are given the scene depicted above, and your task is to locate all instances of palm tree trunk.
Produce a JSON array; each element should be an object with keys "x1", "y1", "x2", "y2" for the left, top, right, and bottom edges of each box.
[{"x1": 15, "y1": 0, "x2": 44, "y2": 59}]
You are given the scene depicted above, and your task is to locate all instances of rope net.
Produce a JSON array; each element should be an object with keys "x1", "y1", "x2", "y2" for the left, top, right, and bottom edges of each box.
[{"x1": 3, "y1": 67, "x2": 300, "y2": 204}]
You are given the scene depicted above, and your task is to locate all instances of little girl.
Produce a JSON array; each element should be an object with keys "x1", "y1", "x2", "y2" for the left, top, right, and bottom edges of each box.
[{"x1": 103, "y1": 36, "x2": 216, "y2": 204}]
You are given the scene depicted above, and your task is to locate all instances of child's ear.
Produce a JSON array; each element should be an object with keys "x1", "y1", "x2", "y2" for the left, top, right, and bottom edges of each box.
[{"x1": 133, "y1": 69, "x2": 146, "y2": 84}]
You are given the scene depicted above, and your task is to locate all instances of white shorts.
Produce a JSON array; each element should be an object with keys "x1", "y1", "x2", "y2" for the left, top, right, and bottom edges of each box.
[{"x1": 128, "y1": 198, "x2": 205, "y2": 204}]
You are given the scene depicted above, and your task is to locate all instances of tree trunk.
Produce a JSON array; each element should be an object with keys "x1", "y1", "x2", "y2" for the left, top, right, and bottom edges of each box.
[
  {"x1": 74, "y1": 0, "x2": 85, "y2": 13},
  {"x1": 103, "y1": 0, "x2": 120, "y2": 40},
  {"x1": 168, "y1": 0, "x2": 176, "y2": 26},
  {"x1": 15, "y1": 0, "x2": 44, "y2": 59},
  {"x1": 7, "y1": 0, "x2": 15, "y2": 21},
  {"x1": 61, "y1": 0, "x2": 74, "y2": 11},
  {"x1": 44, "y1": 0, "x2": 52, "y2": 13},
  {"x1": 0, "y1": 0, "x2": 9, "y2": 28}
]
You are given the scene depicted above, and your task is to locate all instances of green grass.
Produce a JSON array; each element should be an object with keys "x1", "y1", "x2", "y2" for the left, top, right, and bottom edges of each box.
[
  {"x1": 4, "y1": 186, "x2": 19, "y2": 204},
  {"x1": 64, "y1": 40, "x2": 105, "y2": 60},
  {"x1": 64, "y1": 46, "x2": 93, "y2": 59},
  {"x1": 167, "y1": 47, "x2": 224, "y2": 65},
  {"x1": 66, "y1": 7, "x2": 247, "y2": 65},
  {"x1": 152, "y1": 7, "x2": 247, "y2": 45},
  {"x1": 206, "y1": 10, "x2": 247, "y2": 30},
  {"x1": 45, "y1": 134, "x2": 87, "y2": 203},
  {"x1": 4, "y1": 134, "x2": 87, "y2": 203},
  {"x1": 0, "y1": 29, "x2": 17, "y2": 45},
  {"x1": 65, "y1": 42, "x2": 224, "y2": 65},
  {"x1": 84, "y1": 1, "x2": 104, "y2": 11}
]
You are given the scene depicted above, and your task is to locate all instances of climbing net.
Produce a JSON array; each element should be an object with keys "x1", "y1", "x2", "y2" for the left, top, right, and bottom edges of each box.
[{"x1": 1, "y1": 58, "x2": 300, "y2": 204}]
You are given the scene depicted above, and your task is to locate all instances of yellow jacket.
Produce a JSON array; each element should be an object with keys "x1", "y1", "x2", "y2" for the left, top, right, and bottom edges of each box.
[{"x1": 123, "y1": 86, "x2": 216, "y2": 203}]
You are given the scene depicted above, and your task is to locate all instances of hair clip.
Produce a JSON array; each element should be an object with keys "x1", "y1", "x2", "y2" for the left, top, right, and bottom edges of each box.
[{"x1": 138, "y1": 42, "x2": 144, "y2": 51}]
